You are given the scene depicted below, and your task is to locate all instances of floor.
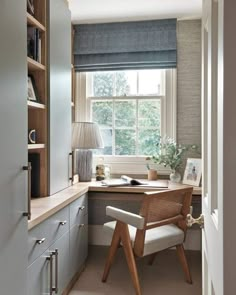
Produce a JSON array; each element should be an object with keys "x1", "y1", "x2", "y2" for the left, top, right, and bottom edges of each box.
[{"x1": 69, "y1": 246, "x2": 202, "y2": 295}]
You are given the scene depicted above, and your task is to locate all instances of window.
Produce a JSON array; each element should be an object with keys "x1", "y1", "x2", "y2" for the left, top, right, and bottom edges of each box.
[{"x1": 76, "y1": 69, "x2": 176, "y2": 174}]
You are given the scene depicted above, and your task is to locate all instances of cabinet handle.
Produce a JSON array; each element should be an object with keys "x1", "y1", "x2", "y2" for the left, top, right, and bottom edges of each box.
[
  {"x1": 47, "y1": 253, "x2": 54, "y2": 295},
  {"x1": 36, "y1": 238, "x2": 46, "y2": 245},
  {"x1": 52, "y1": 249, "x2": 59, "y2": 294},
  {"x1": 69, "y1": 151, "x2": 74, "y2": 184},
  {"x1": 78, "y1": 206, "x2": 85, "y2": 211},
  {"x1": 79, "y1": 224, "x2": 85, "y2": 228},
  {"x1": 22, "y1": 163, "x2": 32, "y2": 220},
  {"x1": 59, "y1": 220, "x2": 67, "y2": 226}
]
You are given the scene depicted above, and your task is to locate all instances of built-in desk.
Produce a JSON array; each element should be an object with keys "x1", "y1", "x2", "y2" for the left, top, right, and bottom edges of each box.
[
  {"x1": 28, "y1": 180, "x2": 201, "y2": 294},
  {"x1": 29, "y1": 180, "x2": 201, "y2": 229}
]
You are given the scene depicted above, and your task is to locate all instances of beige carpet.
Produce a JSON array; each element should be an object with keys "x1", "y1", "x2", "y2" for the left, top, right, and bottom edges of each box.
[{"x1": 69, "y1": 246, "x2": 202, "y2": 295}]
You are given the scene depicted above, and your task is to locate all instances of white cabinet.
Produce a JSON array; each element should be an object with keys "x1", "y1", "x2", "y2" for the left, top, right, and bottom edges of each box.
[
  {"x1": 69, "y1": 214, "x2": 88, "y2": 279},
  {"x1": 69, "y1": 194, "x2": 88, "y2": 278},
  {"x1": 50, "y1": 232, "x2": 70, "y2": 295},
  {"x1": 48, "y1": 0, "x2": 72, "y2": 195},
  {"x1": 27, "y1": 194, "x2": 88, "y2": 294},
  {"x1": 0, "y1": 1, "x2": 28, "y2": 294}
]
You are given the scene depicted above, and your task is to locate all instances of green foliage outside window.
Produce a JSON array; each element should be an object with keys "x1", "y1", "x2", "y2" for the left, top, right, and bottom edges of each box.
[{"x1": 91, "y1": 71, "x2": 162, "y2": 156}]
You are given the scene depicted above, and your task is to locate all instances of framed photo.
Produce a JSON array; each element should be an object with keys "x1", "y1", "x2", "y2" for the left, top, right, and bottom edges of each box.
[
  {"x1": 183, "y1": 158, "x2": 202, "y2": 186},
  {"x1": 27, "y1": 75, "x2": 39, "y2": 102},
  {"x1": 27, "y1": 0, "x2": 35, "y2": 15}
]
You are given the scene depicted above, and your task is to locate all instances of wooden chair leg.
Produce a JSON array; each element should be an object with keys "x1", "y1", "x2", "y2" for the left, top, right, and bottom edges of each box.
[
  {"x1": 176, "y1": 244, "x2": 192, "y2": 284},
  {"x1": 121, "y1": 223, "x2": 142, "y2": 295},
  {"x1": 148, "y1": 253, "x2": 157, "y2": 265},
  {"x1": 102, "y1": 223, "x2": 121, "y2": 282}
]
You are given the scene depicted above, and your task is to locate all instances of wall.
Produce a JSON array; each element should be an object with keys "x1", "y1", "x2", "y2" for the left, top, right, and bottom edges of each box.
[{"x1": 177, "y1": 19, "x2": 202, "y2": 175}]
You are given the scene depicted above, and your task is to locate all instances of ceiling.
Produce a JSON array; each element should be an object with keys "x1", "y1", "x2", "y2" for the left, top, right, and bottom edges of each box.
[{"x1": 69, "y1": 0, "x2": 202, "y2": 24}]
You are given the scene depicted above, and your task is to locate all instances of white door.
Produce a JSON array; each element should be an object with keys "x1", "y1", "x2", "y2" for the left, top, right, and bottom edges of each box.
[{"x1": 201, "y1": 0, "x2": 236, "y2": 294}]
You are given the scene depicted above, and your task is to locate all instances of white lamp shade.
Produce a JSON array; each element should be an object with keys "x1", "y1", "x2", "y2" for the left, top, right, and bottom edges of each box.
[{"x1": 72, "y1": 122, "x2": 104, "y2": 149}]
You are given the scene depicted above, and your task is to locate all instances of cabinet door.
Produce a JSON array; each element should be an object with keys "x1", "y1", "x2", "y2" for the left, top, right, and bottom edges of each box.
[
  {"x1": 48, "y1": 0, "x2": 72, "y2": 194},
  {"x1": 0, "y1": 1, "x2": 28, "y2": 294},
  {"x1": 50, "y1": 231, "x2": 70, "y2": 295},
  {"x1": 27, "y1": 251, "x2": 50, "y2": 295},
  {"x1": 69, "y1": 214, "x2": 88, "y2": 279}
]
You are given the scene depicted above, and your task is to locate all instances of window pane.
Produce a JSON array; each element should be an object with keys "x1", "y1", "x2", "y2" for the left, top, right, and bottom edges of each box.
[
  {"x1": 93, "y1": 71, "x2": 114, "y2": 96},
  {"x1": 115, "y1": 71, "x2": 137, "y2": 96},
  {"x1": 94, "y1": 129, "x2": 112, "y2": 155},
  {"x1": 138, "y1": 100, "x2": 161, "y2": 128},
  {"x1": 115, "y1": 101, "x2": 136, "y2": 128},
  {"x1": 92, "y1": 101, "x2": 112, "y2": 127},
  {"x1": 138, "y1": 129, "x2": 160, "y2": 155},
  {"x1": 115, "y1": 130, "x2": 136, "y2": 155},
  {"x1": 139, "y1": 69, "x2": 163, "y2": 95}
]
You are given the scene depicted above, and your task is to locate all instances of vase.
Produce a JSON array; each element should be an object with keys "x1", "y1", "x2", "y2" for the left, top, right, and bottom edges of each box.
[{"x1": 169, "y1": 170, "x2": 181, "y2": 183}]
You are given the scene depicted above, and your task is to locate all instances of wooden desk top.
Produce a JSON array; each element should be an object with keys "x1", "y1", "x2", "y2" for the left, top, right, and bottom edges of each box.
[
  {"x1": 29, "y1": 180, "x2": 201, "y2": 230},
  {"x1": 88, "y1": 180, "x2": 202, "y2": 196}
]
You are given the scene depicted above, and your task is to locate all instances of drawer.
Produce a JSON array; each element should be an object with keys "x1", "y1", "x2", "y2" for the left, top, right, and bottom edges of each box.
[
  {"x1": 28, "y1": 206, "x2": 69, "y2": 266},
  {"x1": 69, "y1": 193, "x2": 88, "y2": 227},
  {"x1": 69, "y1": 214, "x2": 88, "y2": 278}
]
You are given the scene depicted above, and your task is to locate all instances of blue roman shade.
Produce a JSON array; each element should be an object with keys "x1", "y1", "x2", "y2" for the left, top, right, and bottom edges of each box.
[{"x1": 73, "y1": 19, "x2": 177, "y2": 72}]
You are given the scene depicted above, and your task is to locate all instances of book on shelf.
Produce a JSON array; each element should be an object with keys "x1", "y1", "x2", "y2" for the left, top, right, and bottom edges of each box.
[{"x1": 27, "y1": 26, "x2": 41, "y2": 62}]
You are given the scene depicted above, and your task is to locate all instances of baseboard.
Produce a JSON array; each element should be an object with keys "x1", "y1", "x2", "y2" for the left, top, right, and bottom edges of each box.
[
  {"x1": 88, "y1": 225, "x2": 201, "y2": 251},
  {"x1": 62, "y1": 263, "x2": 86, "y2": 295}
]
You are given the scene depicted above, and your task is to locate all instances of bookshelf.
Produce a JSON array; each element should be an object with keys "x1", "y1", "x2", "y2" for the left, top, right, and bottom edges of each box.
[{"x1": 27, "y1": 0, "x2": 47, "y2": 198}]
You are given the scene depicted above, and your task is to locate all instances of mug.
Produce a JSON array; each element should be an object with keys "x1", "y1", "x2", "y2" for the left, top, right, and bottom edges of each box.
[{"x1": 28, "y1": 129, "x2": 36, "y2": 144}]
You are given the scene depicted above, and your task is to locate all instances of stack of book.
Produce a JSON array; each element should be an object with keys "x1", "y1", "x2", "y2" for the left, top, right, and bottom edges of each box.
[{"x1": 27, "y1": 26, "x2": 42, "y2": 63}]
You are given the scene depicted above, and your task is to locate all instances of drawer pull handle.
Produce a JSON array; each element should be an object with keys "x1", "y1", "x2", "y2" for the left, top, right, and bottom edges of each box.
[
  {"x1": 52, "y1": 249, "x2": 59, "y2": 293},
  {"x1": 46, "y1": 253, "x2": 53, "y2": 295},
  {"x1": 36, "y1": 238, "x2": 46, "y2": 245},
  {"x1": 79, "y1": 224, "x2": 85, "y2": 228},
  {"x1": 59, "y1": 220, "x2": 67, "y2": 226},
  {"x1": 78, "y1": 206, "x2": 85, "y2": 211},
  {"x1": 22, "y1": 163, "x2": 32, "y2": 220}
]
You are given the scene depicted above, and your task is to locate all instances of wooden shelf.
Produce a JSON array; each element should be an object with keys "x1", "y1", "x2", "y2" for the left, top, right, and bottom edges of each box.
[
  {"x1": 27, "y1": 101, "x2": 46, "y2": 109},
  {"x1": 27, "y1": 13, "x2": 46, "y2": 31},
  {"x1": 27, "y1": 57, "x2": 45, "y2": 71},
  {"x1": 28, "y1": 144, "x2": 45, "y2": 150}
]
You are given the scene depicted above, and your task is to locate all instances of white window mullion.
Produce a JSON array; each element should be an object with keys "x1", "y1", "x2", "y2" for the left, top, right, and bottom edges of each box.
[
  {"x1": 112, "y1": 99, "x2": 115, "y2": 156},
  {"x1": 136, "y1": 99, "x2": 139, "y2": 155}
]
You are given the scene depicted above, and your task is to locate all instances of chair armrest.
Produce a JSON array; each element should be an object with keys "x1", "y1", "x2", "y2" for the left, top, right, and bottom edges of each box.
[
  {"x1": 106, "y1": 206, "x2": 145, "y2": 229},
  {"x1": 145, "y1": 214, "x2": 184, "y2": 230}
]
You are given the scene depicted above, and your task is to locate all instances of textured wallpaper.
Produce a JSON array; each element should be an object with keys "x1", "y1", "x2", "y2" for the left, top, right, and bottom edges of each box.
[{"x1": 177, "y1": 20, "x2": 202, "y2": 175}]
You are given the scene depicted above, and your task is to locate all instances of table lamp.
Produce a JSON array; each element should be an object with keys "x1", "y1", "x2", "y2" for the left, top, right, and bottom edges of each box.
[{"x1": 71, "y1": 122, "x2": 104, "y2": 182}]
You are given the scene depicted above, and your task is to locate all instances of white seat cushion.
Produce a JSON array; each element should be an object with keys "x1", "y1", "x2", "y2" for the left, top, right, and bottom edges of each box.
[{"x1": 104, "y1": 221, "x2": 185, "y2": 256}]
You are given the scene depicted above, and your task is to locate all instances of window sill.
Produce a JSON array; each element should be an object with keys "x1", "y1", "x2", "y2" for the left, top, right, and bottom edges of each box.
[{"x1": 93, "y1": 155, "x2": 171, "y2": 175}]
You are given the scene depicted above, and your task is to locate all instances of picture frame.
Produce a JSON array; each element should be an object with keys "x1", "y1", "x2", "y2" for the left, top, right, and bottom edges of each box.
[
  {"x1": 27, "y1": 75, "x2": 39, "y2": 102},
  {"x1": 27, "y1": 0, "x2": 35, "y2": 16},
  {"x1": 182, "y1": 158, "x2": 202, "y2": 187}
]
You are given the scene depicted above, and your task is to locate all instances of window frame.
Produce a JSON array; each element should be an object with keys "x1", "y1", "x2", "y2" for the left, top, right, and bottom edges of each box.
[{"x1": 75, "y1": 69, "x2": 177, "y2": 175}]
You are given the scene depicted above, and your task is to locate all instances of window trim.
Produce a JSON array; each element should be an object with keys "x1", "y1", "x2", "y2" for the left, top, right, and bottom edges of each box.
[{"x1": 75, "y1": 69, "x2": 177, "y2": 175}]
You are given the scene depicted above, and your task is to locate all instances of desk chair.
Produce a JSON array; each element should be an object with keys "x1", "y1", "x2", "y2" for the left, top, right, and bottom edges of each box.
[{"x1": 102, "y1": 187, "x2": 193, "y2": 295}]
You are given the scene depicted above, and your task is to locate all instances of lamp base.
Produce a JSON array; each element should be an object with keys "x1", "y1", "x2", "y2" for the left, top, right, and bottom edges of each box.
[{"x1": 77, "y1": 150, "x2": 93, "y2": 182}]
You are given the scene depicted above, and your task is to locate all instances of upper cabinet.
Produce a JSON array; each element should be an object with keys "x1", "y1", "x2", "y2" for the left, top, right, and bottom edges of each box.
[
  {"x1": 27, "y1": 0, "x2": 48, "y2": 198},
  {"x1": 48, "y1": 0, "x2": 72, "y2": 195}
]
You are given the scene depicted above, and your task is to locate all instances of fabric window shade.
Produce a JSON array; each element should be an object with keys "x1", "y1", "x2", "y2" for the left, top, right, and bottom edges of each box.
[{"x1": 73, "y1": 19, "x2": 177, "y2": 72}]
